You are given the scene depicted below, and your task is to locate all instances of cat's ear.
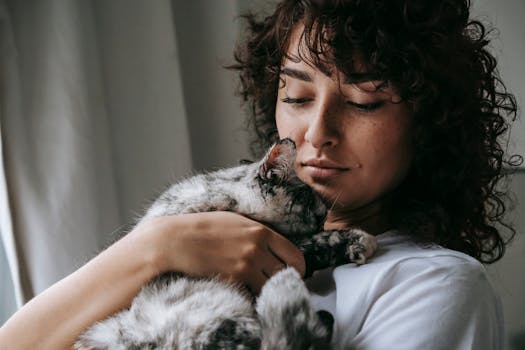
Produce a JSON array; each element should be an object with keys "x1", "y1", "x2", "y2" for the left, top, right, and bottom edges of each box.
[{"x1": 259, "y1": 138, "x2": 296, "y2": 183}]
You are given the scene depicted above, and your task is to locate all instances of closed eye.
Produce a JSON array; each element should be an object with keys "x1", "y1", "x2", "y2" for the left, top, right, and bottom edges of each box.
[
  {"x1": 281, "y1": 96, "x2": 385, "y2": 113},
  {"x1": 281, "y1": 97, "x2": 312, "y2": 104},
  {"x1": 346, "y1": 100, "x2": 385, "y2": 111}
]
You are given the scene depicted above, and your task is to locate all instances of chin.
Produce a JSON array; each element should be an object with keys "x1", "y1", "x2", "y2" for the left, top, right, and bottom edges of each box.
[{"x1": 304, "y1": 181, "x2": 342, "y2": 206}]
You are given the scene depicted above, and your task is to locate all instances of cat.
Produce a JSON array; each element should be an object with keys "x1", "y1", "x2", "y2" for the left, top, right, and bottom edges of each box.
[{"x1": 75, "y1": 138, "x2": 377, "y2": 350}]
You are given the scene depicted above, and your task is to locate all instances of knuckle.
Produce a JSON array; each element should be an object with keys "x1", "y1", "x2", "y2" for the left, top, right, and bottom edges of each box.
[
  {"x1": 232, "y1": 261, "x2": 250, "y2": 279},
  {"x1": 247, "y1": 225, "x2": 269, "y2": 242},
  {"x1": 241, "y1": 243, "x2": 259, "y2": 262}
]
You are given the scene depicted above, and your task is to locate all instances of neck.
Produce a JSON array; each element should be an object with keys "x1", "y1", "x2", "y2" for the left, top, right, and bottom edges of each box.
[{"x1": 323, "y1": 198, "x2": 393, "y2": 235}]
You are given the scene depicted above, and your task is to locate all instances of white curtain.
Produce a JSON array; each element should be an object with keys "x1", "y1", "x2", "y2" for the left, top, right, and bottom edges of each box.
[{"x1": 0, "y1": 0, "x2": 249, "y2": 311}]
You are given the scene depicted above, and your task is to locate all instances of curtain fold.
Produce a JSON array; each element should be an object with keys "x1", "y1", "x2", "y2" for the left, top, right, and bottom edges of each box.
[
  {"x1": 171, "y1": 0, "x2": 249, "y2": 171},
  {"x1": 0, "y1": 0, "x2": 123, "y2": 301},
  {"x1": 0, "y1": 0, "x2": 23, "y2": 307},
  {"x1": 0, "y1": 0, "x2": 247, "y2": 317},
  {"x1": 91, "y1": 0, "x2": 194, "y2": 221}
]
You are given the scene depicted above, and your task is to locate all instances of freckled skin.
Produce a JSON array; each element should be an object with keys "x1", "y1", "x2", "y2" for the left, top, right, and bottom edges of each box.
[{"x1": 276, "y1": 27, "x2": 413, "y2": 230}]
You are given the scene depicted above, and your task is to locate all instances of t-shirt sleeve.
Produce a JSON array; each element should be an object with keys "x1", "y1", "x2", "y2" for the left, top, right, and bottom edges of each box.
[{"x1": 341, "y1": 256, "x2": 504, "y2": 350}]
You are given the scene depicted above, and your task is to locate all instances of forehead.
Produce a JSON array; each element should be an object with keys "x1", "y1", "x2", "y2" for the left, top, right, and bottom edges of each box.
[
  {"x1": 281, "y1": 25, "x2": 389, "y2": 92},
  {"x1": 282, "y1": 25, "x2": 398, "y2": 96}
]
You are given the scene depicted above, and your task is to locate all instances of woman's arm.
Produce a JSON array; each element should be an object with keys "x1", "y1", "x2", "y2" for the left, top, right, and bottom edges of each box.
[
  {"x1": 0, "y1": 222, "x2": 159, "y2": 350},
  {"x1": 0, "y1": 212, "x2": 305, "y2": 350}
]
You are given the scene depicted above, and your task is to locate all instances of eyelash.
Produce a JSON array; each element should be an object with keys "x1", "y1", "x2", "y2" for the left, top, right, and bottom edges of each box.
[
  {"x1": 281, "y1": 97, "x2": 311, "y2": 105},
  {"x1": 346, "y1": 100, "x2": 385, "y2": 112},
  {"x1": 280, "y1": 97, "x2": 384, "y2": 112}
]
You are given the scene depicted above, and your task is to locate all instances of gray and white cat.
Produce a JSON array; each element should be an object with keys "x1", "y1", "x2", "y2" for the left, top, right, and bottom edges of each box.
[{"x1": 75, "y1": 138, "x2": 376, "y2": 350}]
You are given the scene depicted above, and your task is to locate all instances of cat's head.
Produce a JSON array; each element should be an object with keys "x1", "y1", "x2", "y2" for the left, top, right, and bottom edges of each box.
[
  {"x1": 256, "y1": 138, "x2": 327, "y2": 234},
  {"x1": 258, "y1": 138, "x2": 301, "y2": 186}
]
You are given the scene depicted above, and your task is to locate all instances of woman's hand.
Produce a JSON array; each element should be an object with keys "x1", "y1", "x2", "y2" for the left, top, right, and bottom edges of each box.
[
  {"x1": 0, "y1": 211, "x2": 304, "y2": 350},
  {"x1": 142, "y1": 211, "x2": 306, "y2": 294}
]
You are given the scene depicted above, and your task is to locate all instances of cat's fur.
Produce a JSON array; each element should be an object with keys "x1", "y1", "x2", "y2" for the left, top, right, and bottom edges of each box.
[{"x1": 75, "y1": 139, "x2": 376, "y2": 350}]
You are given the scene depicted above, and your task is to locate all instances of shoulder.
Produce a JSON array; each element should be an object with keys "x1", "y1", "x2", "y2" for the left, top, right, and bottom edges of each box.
[
  {"x1": 332, "y1": 231, "x2": 491, "y2": 295},
  {"x1": 308, "y1": 231, "x2": 504, "y2": 350},
  {"x1": 355, "y1": 230, "x2": 487, "y2": 284}
]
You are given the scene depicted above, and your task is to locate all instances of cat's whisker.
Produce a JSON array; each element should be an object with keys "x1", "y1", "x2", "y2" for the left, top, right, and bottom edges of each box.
[{"x1": 329, "y1": 191, "x2": 343, "y2": 211}]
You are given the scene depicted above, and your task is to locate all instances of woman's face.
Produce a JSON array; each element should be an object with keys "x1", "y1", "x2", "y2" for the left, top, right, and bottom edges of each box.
[{"x1": 276, "y1": 28, "x2": 413, "y2": 223}]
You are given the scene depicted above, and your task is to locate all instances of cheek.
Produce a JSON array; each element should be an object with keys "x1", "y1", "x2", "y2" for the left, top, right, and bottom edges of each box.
[
  {"x1": 275, "y1": 106, "x2": 305, "y2": 144},
  {"x1": 359, "y1": 119, "x2": 413, "y2": 187},
  {"x1": 275, "y1": 109, "x2": 287, "y2": 139}
]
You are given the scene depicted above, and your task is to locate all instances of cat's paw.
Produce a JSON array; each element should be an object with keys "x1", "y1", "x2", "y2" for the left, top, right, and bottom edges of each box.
[
  {"x1": 344, "y1": 229, "x2": 377, "y2": 265},
  {"x1": 256, "y1": 267, "x2": 333, "y2": 349},
  {"x1": 257, "y1": 267, "x2": 307, "y2": 311}
]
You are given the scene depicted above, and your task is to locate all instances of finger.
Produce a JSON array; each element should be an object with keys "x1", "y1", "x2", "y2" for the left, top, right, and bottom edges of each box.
[
  {"x1": 261, "y1": 242, "x2": 289, "y2": 277},
  {"x1": 267, "y1": 232, "x2": 306, "y2": 277}
]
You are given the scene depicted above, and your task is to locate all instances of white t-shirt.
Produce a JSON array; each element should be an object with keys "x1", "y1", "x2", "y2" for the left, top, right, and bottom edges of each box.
[{"x1": 306, "y1": 230, "x2": 504, "y2": 350}]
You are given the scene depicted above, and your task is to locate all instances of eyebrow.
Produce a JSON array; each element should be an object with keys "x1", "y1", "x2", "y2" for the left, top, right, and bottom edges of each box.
[
  {"x1": 280, "y1": 66, "x2": 383, "y2": 86},
  {"x1": 280, "y1": 67, "x2": 313, "y2": 82}
]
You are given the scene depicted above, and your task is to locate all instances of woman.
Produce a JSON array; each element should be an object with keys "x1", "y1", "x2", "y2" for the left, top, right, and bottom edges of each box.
[{"x1": 0, "y1": 0, "x2": 520, "y2": 349}]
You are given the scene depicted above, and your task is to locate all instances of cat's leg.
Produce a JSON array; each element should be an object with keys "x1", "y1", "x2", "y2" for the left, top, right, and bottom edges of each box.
[
  {"x1": 256, "y1": 267, "x2": 333, "y2": 350},
  {"x1": 336, "y1": 228, "x2": 377, "y2": 265},
  {"x1": 293, "y1": 229, "x2": 377, "y2": 277}
]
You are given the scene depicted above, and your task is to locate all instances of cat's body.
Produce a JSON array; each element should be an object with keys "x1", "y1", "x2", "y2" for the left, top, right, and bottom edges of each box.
[{"x1": 75, "y1": 139, "x2": 376, "y2": 350}]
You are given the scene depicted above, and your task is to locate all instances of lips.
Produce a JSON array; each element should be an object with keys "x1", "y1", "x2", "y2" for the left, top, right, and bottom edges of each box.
[
  {"x1": 302, "y1": 159, "x2": 349, "y2": 169},
  {"x1": 301, "y1": 159, "x2": 350, "y2": 180}
]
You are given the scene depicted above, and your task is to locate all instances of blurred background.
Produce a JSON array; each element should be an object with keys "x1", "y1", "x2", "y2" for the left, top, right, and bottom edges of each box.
[{"x1": 0, "y1": 0, "x2": 523, "y2": 348}]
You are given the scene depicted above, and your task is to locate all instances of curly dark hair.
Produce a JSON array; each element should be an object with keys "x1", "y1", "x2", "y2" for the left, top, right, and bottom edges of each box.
[{"x1": 228, "y1": 0, "x2": 522, "y2": 263}]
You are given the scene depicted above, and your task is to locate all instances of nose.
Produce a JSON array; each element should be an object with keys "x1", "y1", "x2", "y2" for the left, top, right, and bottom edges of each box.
[{"x1": 304, "y1": 98, "x2": 340, "y2": 149}]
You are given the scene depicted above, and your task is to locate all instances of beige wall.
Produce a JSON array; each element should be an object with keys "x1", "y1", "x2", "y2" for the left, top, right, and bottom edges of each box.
[
  {"x1": 488, "y1": 172, "x2": 525, "y2": 349},
  {"x1": 472, "y1": 0, "x2": 525, "y2": 160}
]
